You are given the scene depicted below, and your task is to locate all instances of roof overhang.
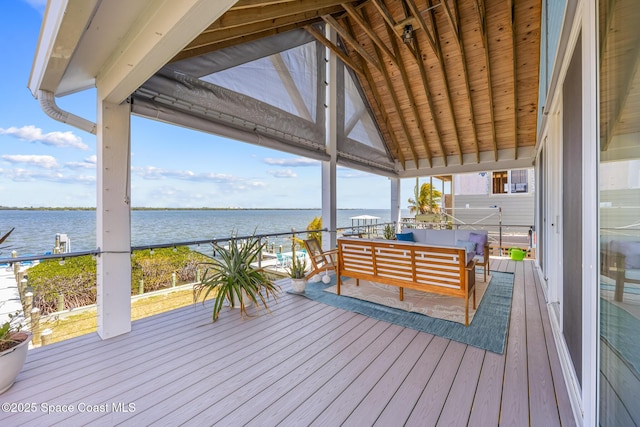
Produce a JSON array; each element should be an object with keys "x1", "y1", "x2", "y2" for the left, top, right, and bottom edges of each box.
[
  {"x1": 29, "y1": 0, "x2": 543, "y2": 178},
  {"x1": 29, "y1": 0, "x2": 237, "y2": 103}
]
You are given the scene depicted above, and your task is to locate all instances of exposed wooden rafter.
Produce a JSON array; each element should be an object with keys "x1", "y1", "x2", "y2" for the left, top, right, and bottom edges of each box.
[
  {"x1": 442, "y1": 0, "x2": 480, "y2": 162},
  {"x1": 382, "y1": 15, "x2": 433, "y2": 166},
  {"x1": 508, "y1": 0, "x2": 518, "y2": 159},
  {"x1": 406, "y1": 0, "x2": 463, "y2": 164},
  {"x1": 370, "y1": 0, "x2": 418, "y2": 58},
  {"x1": 360, "y1": 22, "x2": 420, "y2": 164},
  {"x1": 341, "y1": 3, "x2": 398, "y2": 67},
  {"x1": 344, "y1": 18, "x2": 407, "y2": 168},
  {"x1": 304, "y1": 25, "x2": 365, "y2": 77},
  {"x1": 322, "y1": 14, "x2": 382, "y2": 72},
  {"x1": 183, "y1": 6, "x2": 343, "y2": 53},
  {"x1": 209, "y1": 0, "x2": 349, "y2": 30},
  {"x1": 474, "y1": 0, "x2": 498, "y2": 161},
  {"x1": 166, "y1": 0, "x2": 542, "y2": 172}
]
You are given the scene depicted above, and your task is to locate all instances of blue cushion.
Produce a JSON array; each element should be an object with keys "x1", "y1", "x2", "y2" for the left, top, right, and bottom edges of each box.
[
  {"x1": 468, "y1": 232, "x2": 487, "y2": 256},
  {"x1": 456, "y1": 239, "x2": 477, "y2": 253},
  {"x1": 396, "y1": 232, "x2": 414, "y2": 242}
]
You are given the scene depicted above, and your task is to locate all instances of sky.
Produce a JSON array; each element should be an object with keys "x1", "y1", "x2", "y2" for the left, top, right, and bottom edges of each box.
[{"x1": 0, "y1": 1, "x2": 425, "y2": 209}]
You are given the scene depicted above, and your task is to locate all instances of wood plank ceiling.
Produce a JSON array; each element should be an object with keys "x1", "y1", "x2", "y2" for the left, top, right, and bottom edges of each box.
[{"x1": 173, "y1": 0, "x2": 542, "y2": 172}]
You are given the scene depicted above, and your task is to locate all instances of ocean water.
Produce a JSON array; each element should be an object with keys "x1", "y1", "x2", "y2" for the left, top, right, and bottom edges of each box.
[{"x1": 0, "y1": 209, "x2": 406, "y2": 256}]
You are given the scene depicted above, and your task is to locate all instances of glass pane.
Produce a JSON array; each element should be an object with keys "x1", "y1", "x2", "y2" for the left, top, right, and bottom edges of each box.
[
  {"x1": 492, "y1": 171, "x2": 508, "y2": 194},
  {"x1": 599, "y1": 0, "x2": 640, "y2": 424}
]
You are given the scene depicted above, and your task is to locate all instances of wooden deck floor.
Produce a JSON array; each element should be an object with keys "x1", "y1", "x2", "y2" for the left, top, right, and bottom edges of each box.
[{"x1": 0, "y1": 259, "x2": 576, "y2": 426}]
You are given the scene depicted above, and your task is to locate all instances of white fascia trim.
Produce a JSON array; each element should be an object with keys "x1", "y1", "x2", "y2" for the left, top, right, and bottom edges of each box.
[
  {"x1": 96, "y1": 0, "x2": 237, "y2": 104},
  {"x1": 28, "y1": 0, "x2": 99, "y2": 96},
  {"x1": 398, "y1": 147, "x2": 536, "y2": 178}
]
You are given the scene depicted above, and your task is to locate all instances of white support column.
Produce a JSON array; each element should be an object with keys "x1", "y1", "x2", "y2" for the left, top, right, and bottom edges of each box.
[
  {"x1": 322, "y1": 24, "x2": 338, "y2": 251},
  {"x1": 390, "y1": 177, "x2": 401, "y2": 232},
  {"x1": 96, "y1": 96, "x2": 132, "y2": 339}
]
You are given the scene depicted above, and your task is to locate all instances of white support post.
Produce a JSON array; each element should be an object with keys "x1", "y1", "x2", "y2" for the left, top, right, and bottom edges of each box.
[
  {"x1": 322, "y1": 24, "x2": 338, "y2": 251},
  {"x1": 390, "y1": 177, "x2": 401, "y2": 232},
  {"x1": 96, "y1": 96, "x2": 132, "y2": 339},
  {"x1": 581, "y1": 0, "x2": 598, "y2": 424}
]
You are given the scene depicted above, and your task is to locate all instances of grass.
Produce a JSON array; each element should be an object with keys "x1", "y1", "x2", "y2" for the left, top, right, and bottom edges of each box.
[{"x1": 39, "y1": 287, "x2": 211, "y2": 345}]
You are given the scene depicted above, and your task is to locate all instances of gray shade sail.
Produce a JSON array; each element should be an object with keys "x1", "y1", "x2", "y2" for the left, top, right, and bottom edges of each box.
[{"x1": 132, "y1": 28, "x2": 397, "y2": 176}]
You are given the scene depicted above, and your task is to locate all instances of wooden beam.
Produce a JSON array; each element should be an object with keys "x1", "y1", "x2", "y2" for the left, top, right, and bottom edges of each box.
[
  {"x1": 508, "y1": 0, "x2": 518, "y2": 159},
  {"x1": 412, "y1": 36, "x2": 448, "y2": 166},
  {"x1": 305, "y1": 25, "x2": 366, "y2": 78},
  {"x1": 231, "y1": 0, "x2": 292, "y2": 9},
  {"x1": 363, "y1": 25, "x2": 420, "y2": 165},
  {"x1": 173, "y1": 21, "x2": 314, "y2": 61},
  {"x1": 474, "y1": 0, "x2": 498, "y2": 161},
  {"x1": 383, "y1": 16, "x2": 433, "y2": 166},
  {"x1": 341, "y1": 3, "x2": 398, "y2": 67},
  {"x1": 322, "y1": 14, "x2": 381, "y2": 72},
  {"x1": 185, "y1": 6, "x2": 343, "y2": 51},
  {"x1": 342, "y1": 17, "x2": 406, "y2": 168},
  {"x1": 443, "y1": 0, "x2": 480, "y2": 163},
  {"x1": 370, "y1": 0, "x2": 418, "y2": 59},
  {"x1": 406, "y1": 0, "x2": 463, "y2": 164},
  {"x1": 209, "y1": 0, "x2": 349, "y2": 31}
]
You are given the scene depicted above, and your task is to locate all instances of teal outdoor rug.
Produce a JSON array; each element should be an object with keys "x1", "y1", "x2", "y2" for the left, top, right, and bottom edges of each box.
[
  {"x1": 600, "y1": 298, "x2": 640, "y2": 376},
  {"x1": 289, "y1": 271, "x2": 515, "y2": 354}
]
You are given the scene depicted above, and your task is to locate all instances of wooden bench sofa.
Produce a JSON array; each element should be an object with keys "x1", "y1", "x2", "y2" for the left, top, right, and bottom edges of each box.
[{"x1": 337, "y1": 237, "x2": 477, "y2": 326}]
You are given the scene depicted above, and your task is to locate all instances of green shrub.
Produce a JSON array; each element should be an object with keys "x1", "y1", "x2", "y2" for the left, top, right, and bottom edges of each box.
[
  {"x1": 28, "y1": 256, "x2": 97, "y2": 314},
  {"x1": 131, "y1": 247, "x2": 209, "y2": 293},
  {"x1": 27, "y1": 247, "x2": 210, "y2": 314}
]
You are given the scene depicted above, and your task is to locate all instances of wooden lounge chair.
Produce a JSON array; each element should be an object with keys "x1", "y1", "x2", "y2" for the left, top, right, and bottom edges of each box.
[{"x1": 303, "y1": 238, "x2": 338, "y2": 283}]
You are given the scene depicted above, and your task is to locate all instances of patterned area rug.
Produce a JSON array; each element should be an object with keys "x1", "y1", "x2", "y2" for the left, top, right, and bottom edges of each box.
[
  {"x1": 289, "y1": 271, "x2": 515, "y2": 354},
  {"x1": 324, "y1": 274, "x2": 490, "y2": 326}
]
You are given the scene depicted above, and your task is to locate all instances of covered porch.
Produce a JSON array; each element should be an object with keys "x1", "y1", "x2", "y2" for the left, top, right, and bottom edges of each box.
[{"x1": 0, "y1": 259, "x2": 575, "y2": 425}]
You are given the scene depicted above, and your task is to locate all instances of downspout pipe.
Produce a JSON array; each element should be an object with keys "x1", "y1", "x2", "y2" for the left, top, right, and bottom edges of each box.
[{"x1": 38, "y1": 90, "x2": 97, "y2": 135}]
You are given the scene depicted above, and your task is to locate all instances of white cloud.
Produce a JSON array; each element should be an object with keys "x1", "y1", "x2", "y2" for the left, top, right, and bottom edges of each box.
[
  {"x1": 339, "y1": 169, "x2": 369, "y2": 179},
  {"x1": 2, "y1": 168, "x2": 94, "y2": 184},
  {"x1": 131, "y1": 166, "x2": 266, "y2": 189},
  {"x1": 1, "y1": 154, "x2": 59, "y2": 169},
  {"x1": 65, "y1": 155, "x2": 97, "y2": 169},
  {"x1": 23, "y1": 0, "x2": 47, "y2": 13},
  {"x1": 263, "y1": 157, "x2": 319, "y2": 167},
  {"x1": 268, "y1": 169, "x2": 297, "y2": 178},
  {"x1": 0, "y1": 125, "x2": 89, "y2": 150}
]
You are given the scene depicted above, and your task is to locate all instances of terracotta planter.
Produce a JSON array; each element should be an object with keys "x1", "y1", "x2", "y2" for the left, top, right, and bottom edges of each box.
[
  {"x1": 0, "y1": 332, "x2": 32, "y2": 394},
  {"x1": 291, "y1": 278, "x2": 307, "y2": 293}
]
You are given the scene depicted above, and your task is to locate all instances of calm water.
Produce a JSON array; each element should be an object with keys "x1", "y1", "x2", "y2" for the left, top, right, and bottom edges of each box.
[{"x1": 0, "y1": 209, "x2": 407, "y2": 256}]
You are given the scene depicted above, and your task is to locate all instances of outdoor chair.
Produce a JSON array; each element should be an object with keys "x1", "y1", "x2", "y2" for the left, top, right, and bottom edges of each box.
[
  {"x1": 303, "y1": 238, "x2": 338, "y2": 283},
  {"x1": 275, "y1": 252, "x2": 289, "y2": 269}
]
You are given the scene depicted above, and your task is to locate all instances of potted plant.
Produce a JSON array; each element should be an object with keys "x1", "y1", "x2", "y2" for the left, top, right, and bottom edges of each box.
[
  {"x1": 383, "y1": 224, "x2": 396, "y2": 240},
  {"x1": 0, "y1": 312, "x2": 32, "y2": 394},
  {"x1": 288, "y1": 254, "x2": 307, "y2": 293},
  {"x1": 194, "y1": 235, "x2": 280, "y2": 321}
]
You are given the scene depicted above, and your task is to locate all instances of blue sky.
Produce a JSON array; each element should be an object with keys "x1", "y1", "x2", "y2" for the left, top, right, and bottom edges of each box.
[{"x1": 0, "y1": 1, "x2": 423, "y2": 209}]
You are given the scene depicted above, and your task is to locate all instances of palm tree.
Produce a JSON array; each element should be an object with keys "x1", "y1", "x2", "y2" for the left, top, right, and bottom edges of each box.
[{"x1": 407, "y1": 180, "x2": 442, "y2": 216}]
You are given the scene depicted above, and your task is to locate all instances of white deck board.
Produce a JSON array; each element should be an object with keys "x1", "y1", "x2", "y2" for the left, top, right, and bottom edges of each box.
[{"x1": 0, "y1": 259, "x2": 576, "y2": 426}]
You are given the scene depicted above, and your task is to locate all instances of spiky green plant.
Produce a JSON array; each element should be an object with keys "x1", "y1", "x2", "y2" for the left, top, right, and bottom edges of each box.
[
  {"x1": 0, "y1": 312, "x2": 26, "y2": 353},
  {"x1": 194, "y1": 236, "x2": 280, "y2": 321}
]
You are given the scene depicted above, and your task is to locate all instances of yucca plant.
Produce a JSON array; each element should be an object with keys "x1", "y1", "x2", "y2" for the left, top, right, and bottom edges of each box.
[
  {"x1": 287, "y1": 255, "x2": 307, "y2": 279},
  {"x1": 194, "y1": 235, "x2": 280, "y2": 321}
]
